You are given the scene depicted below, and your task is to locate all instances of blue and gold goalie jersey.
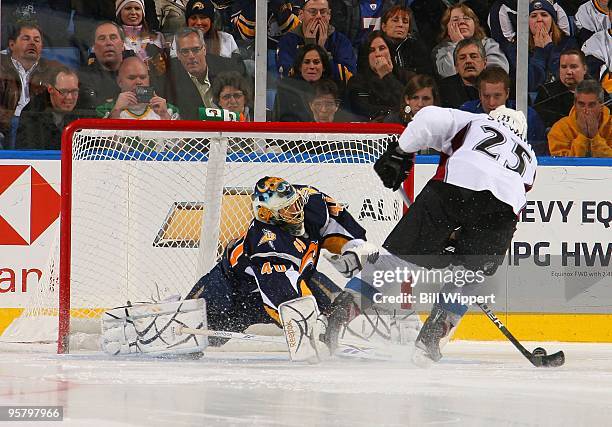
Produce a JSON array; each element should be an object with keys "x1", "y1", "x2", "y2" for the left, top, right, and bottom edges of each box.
[{"x1": 223, "y1": 185, "x2": 366, "y2": 323}]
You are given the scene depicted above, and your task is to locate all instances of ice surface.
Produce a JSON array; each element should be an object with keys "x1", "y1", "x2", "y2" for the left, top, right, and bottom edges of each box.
[{"x1": 1, "y1": 341, "x2": 611, "y2": 426}]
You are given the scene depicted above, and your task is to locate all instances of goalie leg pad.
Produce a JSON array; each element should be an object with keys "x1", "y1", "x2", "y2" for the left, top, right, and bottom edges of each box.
[
  {"x1": 102, "y1": 298, "x2": 208, "y2": 356},
  {"x1": 279, "y1": 296, "x2": 324, "y2": 363}
]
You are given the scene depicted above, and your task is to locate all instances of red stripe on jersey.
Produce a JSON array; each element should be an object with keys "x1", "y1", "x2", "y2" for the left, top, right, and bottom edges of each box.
[{"x1": 432, "y1": 123, "x2": 471, "y2": 182}]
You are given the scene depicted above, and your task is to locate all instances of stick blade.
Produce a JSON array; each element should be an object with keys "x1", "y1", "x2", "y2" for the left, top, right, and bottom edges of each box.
[{"x1": 541, "y1": 350, "x2": 565, "y2": 367}]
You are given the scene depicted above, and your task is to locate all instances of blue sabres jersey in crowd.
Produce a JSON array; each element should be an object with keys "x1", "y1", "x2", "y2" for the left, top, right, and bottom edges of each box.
[
  {"x1": 222, "y1": 185, "x2": 366, "y2": 322},
  {"x1": 356, "y1": 0, "x2": 385, "y2": 45}
]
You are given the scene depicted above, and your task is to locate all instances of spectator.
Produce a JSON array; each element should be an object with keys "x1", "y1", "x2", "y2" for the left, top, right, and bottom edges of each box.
[
  {"x1": 548, "y1": 79, "x2": 612, "y2": 157},
  {"x1": 574, "y1": 0, "x2": 610, "y2": 45},
  {"x1": 211, "y1": 71, "x2": 252, "y2": 121},
  {"x1": 308, "y1": 79, "x2": 342, "y2": 122},
  {"x1": 231, "y1": 0, "x2": 301, "y2": 52},
  {"x1": 410, "y1": 0, "x2": 490, "y2": 51},
  {"x1": 460, "y1": 66, "x2": 548, "y2": 155},
  {"x1": 171, "y1": 0, "x2": 239, "y2": 58},
  {"x1": 488, "y1": 0, "x2": 573, "y2": 51},
  {"x1": 433, "y1": 3, "x2": 509, "y2": 79},
  {"x1": 1, "y1": 0, "x2": 73, "y2": 51},
  {"x1": 381, "y1": 5, "x2": 434, "y2": 76},
  {"x1": 96, "y1": 56, "x2": 179, "y2": 119},
  {"x1": 0, "y1": 24, "x2": 61, "y2": 149},
  {"x1": 165, "y1": 28, "x2": 244, "y2": 120},
  {"x1": 502, "y1": 0, "x2": 578, "y2": 92},
  {"x1": 347, "y1": 31, "x2": 408, "y2": 121},
  {"x1": 273, "y1": 44, "x2": 332, "y2": 122},
  {"x1": 277, "y1": 0, "x2": 356, "y2": 84},
  {"x1": 581, "y1": 1, "x2": 611, "y2": 94},
  {"x1": 534, "y1": 49, "x2": 589, "y2": 130},
  {"x1": 437, "y1": 37, "x2": 486, "y2": 108},
  {"x1": 78, "y1": 22, "x2": 126, "y2": 110},
  {"x1": 72, "y1": 0, "x2": 159, "y2": 63},
  {"x1": 327, "y1": 0, "x2": 402, "y2": 49},
  {"x1": 15, "y1": 67, "x2": 85, "y2": 150},
  {"x1": 156, "y1": 0, "x2": 187, "y2": 36},
  {"x1": 384, "y1": 74, "x2": 439, "y2": 126},
  {"x1": 116, "y1": 0, "x2": 168, "y2": 77}
]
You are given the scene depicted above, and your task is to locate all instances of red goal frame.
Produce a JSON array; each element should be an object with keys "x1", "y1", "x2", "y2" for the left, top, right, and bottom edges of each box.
[{"x1": 58, "y1": 119, "x2": 413, "y2": 353}]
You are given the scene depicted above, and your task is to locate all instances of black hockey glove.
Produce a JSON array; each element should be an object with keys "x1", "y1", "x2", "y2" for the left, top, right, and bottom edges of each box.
[{"x1": 374, "y1": 141, "x2": 414, "y2": 191}]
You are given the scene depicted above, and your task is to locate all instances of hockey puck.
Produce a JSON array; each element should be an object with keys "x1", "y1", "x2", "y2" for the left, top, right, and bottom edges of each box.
[{"x1": 533, "y1": 347, "x2": 547, "y2": 357}]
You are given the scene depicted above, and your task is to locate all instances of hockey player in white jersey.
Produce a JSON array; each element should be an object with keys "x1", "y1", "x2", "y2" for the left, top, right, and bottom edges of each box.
[{"x1": 373, "y1": 105, "x2": 537, "y2": 362}]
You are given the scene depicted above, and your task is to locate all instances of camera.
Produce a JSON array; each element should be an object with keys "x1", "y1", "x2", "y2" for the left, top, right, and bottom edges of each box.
[{"x1": 135, "y1": 86, "x2": 154, "y2": 104}]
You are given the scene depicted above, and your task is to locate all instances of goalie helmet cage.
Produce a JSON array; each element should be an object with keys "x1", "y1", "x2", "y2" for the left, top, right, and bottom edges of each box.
[{"x1": 2, "y1": 119, "x2": 414, "y2": 354}]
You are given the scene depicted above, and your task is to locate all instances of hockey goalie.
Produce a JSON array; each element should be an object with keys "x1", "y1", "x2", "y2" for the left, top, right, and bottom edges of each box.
[{"x1": 101, "y1": 176, "x2": 421, "y2": 360}]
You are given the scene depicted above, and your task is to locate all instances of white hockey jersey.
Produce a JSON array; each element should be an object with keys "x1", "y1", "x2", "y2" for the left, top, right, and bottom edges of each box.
[
  {"x1": 575, "y1": 1, "x2": 611, "y2": 32},
  {"x1": 398, "y1": 106, "x2": 537, "y2": 215},
  {"x1": 582, "y1": 29, "x2": 612, "y2": 91}
]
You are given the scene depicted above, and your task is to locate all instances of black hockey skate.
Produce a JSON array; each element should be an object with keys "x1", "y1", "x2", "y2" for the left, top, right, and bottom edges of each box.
[
  {"x1": 321, "y1": 291, "x2": 360, "y2": 353},
  {"x1": 414, "y1": 305, "x2": 456, "y2": 362}
]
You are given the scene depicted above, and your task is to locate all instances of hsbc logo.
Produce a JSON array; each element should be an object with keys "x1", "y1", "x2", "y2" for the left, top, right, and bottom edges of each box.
[{"x1": 0, "y1": 165, "x2": 60, "y2": 246}]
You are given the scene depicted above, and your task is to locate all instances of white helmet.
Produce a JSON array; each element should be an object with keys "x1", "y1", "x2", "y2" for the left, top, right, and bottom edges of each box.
[
  {"x1": 252, "y1": 177, "x2": 307, "y2": 236},
  {"x1": 489, "y1": 106, "x2": 528, "y2": 141}
]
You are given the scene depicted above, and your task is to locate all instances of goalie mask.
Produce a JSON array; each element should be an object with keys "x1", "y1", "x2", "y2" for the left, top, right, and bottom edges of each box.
[
  {"x1": 489, "y1": 106, "x2": 528, "y2": 141},
  {"x1": 252, "y1": 177, "x2": 307, "y2": 236}
]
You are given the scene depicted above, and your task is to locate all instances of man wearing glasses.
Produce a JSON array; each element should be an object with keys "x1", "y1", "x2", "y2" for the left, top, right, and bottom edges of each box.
[
  {"x1": 15, "y1": 67, "x2": 84, "y2": 150},
  {"x1": 166, "y1": 27, "x2": 244, "y2": 120},
  {"x1": 277, "y1": 0, "x2": 356, "y2": 83}
]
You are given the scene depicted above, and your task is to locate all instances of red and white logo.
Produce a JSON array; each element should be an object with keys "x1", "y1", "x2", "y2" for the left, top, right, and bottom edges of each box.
[{"x1": 0, "y1": 165, "x2": 60, "y2": 246}]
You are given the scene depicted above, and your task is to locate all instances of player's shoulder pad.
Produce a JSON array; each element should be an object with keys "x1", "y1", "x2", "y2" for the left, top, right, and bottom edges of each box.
[{"x1": 300, "y1": 187, "x2": 330, "y2": 230}]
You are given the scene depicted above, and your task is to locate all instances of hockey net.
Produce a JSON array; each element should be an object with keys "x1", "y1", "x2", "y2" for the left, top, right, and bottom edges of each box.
[{"x1": 0, "y1": 120, "x2": 409, "y2": 353}]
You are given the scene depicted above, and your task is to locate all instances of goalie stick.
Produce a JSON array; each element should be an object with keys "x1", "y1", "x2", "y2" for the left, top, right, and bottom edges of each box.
[
  {"x1": 175, "y1": 326, "x2": 393, "y2": 361},
  {"x1": 397, "y1": 186, "x2": 565, "y2": 367}
]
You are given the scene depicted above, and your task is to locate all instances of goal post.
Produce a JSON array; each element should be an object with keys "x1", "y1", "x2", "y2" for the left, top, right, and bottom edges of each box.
[{"x1": 2, "y1": 119, "x2": 411, "y2": 353}]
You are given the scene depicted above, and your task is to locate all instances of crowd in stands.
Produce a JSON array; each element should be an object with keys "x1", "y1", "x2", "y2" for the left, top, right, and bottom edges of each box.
[{"x1": 0, "y1": 0, "x2": 609, "y2": 157}]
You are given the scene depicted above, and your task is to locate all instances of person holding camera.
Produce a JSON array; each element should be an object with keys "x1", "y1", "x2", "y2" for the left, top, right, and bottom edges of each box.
[{"x1": 96, "y1": 56, "x2": 180, "y2": 119}]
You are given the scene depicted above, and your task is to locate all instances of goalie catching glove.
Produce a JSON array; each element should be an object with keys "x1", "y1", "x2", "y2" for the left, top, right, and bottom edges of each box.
[
  {"x1": 325, "y1": 240, "x2": 380, "y2": 278},
  {"x1": 101, "y1": 298, "x2": 208, "y2": 356},
  {"x1": 374, "y1": 140, "x2": 414, "y2": 191}
]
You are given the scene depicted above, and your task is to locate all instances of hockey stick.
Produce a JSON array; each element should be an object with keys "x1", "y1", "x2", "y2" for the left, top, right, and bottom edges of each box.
[
  {"x1": 397, "y1": 187, "x2": 565, "y2": 367},
  {"x1": 477, "y1": 303, "x2": 565, "y2": 367},
  {"x1": 176, "y1": 326, "x2": 286, "y2": 345},
  {"x1": 176, "y1": 326, "x2": 393, "y2": 360}
]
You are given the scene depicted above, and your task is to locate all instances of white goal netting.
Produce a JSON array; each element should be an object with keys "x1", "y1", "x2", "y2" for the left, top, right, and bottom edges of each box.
[{"x1": 0, "y1": 121, "x2": 405, "y2": 353}]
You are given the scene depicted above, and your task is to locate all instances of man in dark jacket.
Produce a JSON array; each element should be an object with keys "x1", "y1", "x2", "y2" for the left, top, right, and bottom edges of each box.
[
  {"x1": 77, "y1": 22, "x2": 127, "y2": 112},
  {"x1": 71, "y1": 0, "x2": 158, "y2": 62},
  {"x1": 438, "y1": 38, "x2": 485, "y2": 108},
  {"x1": 277, "y1": 0, "x2": 356, "y2": 83},
  {"x1": 534, "y1": 48, "x2": 590, "y2": 130},
  {"x1": 16, "y1": 66, "x2": 86, "y2": 150},
  {"x1": 0, "y1": 23, "x2": 61, "y2": 149},
  {"x1": 165, "y1": 27, "x2": 246, "y2": 120}
]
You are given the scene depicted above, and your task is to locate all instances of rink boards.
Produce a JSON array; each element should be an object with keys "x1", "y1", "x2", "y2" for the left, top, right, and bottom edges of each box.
[{"x1": 0, "y1": 153, "x2": 611, "y2": 342}]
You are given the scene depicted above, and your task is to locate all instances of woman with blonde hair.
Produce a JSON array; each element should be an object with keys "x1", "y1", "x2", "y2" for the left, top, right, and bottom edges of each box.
[
  {"x1": 432, "y1": 3, "x2": 509, "y2": 79},
  {"x1": 502, "y1": 0, "x2": 577, "y2": 91}
]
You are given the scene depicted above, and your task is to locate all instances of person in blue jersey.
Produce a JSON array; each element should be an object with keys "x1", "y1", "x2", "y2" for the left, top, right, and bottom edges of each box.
[{"x1": 186, "y1": 176, "x2": 379, "y2": 345}]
